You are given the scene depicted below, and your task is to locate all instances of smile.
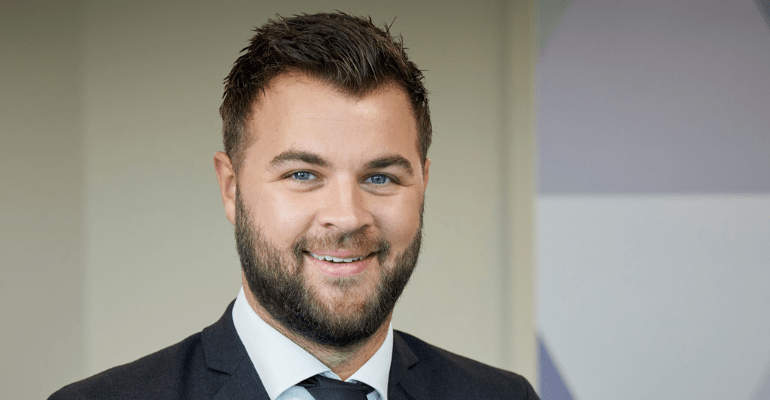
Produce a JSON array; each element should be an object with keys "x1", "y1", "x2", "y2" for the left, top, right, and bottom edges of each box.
[{"x1": 308, "y1": 252, "x2": 366, "y2": 263}]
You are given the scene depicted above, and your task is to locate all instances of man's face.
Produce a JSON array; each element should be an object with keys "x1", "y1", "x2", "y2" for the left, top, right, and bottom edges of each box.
[{"x1": 219, "y1": 74, "x2": 430, "y2": 347}]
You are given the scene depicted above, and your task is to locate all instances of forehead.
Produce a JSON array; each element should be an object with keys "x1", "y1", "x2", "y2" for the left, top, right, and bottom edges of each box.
[{"x1": 244, "y1": 74, "x2": 420, "y2": 166}]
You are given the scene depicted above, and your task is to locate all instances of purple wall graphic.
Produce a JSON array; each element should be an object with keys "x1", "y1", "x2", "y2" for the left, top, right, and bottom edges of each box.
[
  {"x1": 753, "y1": 0, "x2": 770, "y2": 29},
  {"x1": 538, "y1": 0, "x2": 770, "y2": 195},
  {"x1": 753, "y1": 362, "x2": 770, "y2": 400},
  {"x1": 539, "y1": 334, "x2": 576, "y2": 400}
]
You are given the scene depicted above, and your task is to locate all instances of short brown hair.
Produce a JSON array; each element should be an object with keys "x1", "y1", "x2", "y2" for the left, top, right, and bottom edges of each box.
[{"x1": 220, "y1": 12, "x2": 431, "y2": 172}]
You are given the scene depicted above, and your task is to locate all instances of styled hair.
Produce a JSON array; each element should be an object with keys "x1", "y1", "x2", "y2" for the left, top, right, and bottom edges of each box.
[{"x1": 220, "y1": 11, "x2": 431, "y2": 172}]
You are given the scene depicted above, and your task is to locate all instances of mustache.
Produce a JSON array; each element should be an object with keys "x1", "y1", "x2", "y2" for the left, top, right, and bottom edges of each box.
[{"x1": 291, "y1": 231, "x2": 391, "y2": 263}]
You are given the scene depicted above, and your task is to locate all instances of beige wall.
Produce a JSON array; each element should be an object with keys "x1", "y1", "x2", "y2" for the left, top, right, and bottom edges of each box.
[
  {"x1": 1, "y1": 2, "x2": 85, "y2": 398},
  {"x1": 1, "y1": 1, "x2": 536, "y2": 398}
]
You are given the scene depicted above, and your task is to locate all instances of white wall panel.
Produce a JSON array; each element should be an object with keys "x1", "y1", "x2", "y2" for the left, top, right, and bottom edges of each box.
[{"x1": 538, "y1": 195, "x2": 770, "y2": 400}]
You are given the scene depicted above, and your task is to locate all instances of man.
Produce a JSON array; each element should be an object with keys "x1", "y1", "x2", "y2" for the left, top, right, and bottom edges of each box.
[{"x1": 50, "y1": 12, "x2": 538, "y2": 400}]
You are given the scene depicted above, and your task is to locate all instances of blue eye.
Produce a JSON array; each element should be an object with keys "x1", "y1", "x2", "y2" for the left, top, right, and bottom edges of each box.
[
  {"x1": 365, "y1": 174, "x2": 391, "y2": 185},
  {"x1": 292, "y1": 171, "x2": 316, "y2": 181}
]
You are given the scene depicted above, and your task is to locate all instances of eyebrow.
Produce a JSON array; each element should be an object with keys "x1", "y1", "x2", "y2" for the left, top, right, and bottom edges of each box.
[
  {"x1": 365, "y1": 155, "x2": 414, "y2": 176},
  {"x1": 268, "y1": 150, "x2": 414, "y2": 176},
  {"x1": 269, "y1": 150, "x2": 331, "y2": 169}
]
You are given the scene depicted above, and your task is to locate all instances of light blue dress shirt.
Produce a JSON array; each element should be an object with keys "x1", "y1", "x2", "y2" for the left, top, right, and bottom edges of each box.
[{"x1": 232, "y1": 287, "x2": 392, "y2": 400}]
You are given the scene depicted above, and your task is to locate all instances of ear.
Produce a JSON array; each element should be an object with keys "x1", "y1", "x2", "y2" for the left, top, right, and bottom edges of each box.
[
  {"x1": 214, "y1": 151, "x2": 237, "y2": 225},
  {"x1": 422, "y1": 158, "x2": 431, "y2": 191}
]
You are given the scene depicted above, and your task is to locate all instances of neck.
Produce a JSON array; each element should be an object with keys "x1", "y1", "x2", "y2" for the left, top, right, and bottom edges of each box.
[{"x1": 242, "y1": 278, "x2": 390, "y2": 380}]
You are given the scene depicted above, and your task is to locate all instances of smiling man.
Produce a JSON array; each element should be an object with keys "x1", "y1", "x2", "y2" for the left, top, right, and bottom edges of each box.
[{"x1": 50, "y1": 12, "x2": 538, "y2": 400}]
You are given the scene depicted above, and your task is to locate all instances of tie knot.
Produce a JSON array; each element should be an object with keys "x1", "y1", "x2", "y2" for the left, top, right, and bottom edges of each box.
[{"x1": 297, "y1": 375, "x2": 374, "y2": 400}]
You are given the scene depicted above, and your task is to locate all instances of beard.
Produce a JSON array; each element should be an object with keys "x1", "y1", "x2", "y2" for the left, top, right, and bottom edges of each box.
[{"x1": 235, "y1": 192, "x2": 422, "y2": 348}]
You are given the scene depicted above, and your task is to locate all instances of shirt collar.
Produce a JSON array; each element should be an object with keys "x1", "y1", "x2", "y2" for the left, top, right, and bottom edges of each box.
[{"x1": 232, "y1": 287, "x2": 392, "y2": 400}]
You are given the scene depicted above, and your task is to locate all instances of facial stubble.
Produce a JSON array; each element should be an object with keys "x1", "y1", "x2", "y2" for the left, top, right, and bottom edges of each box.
[{"x1": 235, "y1": 192, "x2": 422, "y2": 349}]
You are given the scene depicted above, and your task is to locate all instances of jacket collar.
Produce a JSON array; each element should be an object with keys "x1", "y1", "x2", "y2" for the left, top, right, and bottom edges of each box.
[
  {"x1": 388, "y1": 332, "x2": 429, "y2": 400},
  {"x1": 202, "y1": 301, "x2": 271, "y2": 400}
]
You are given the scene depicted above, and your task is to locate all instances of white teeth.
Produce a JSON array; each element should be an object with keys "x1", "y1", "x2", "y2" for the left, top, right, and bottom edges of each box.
[{"x1": 309, "y1": 252, "x2": 364, "y2": 263}]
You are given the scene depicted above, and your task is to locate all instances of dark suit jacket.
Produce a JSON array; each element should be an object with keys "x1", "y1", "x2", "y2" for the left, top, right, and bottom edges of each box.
[{"x1": 50, "y1": 302, "x2": 539, "y2": 399}]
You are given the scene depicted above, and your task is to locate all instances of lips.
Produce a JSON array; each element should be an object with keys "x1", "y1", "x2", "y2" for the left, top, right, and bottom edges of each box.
[
  {"x1": 305, "y1": 251, "x2": 375, "y2": 277},
  {"x1": 308, "y1": 252, "x2": 366, "y2": 263}
]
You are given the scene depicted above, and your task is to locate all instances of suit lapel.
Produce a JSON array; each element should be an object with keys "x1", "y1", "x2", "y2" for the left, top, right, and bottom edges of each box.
[
  {"x1": 388, "y1": 332, "x2": 429, "y2": 400},
  {"x1": 212, "y1": 362, "x2": 269, "y2": 400},
  {"x1": 203, "y1": 301, "x2": 271, "y2": 400}
]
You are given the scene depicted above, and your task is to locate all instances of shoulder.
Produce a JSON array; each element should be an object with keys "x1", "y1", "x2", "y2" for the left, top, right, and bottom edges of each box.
[
  {"x1": 49, "y1": 301, "x2": 246, "y2": 400},
  {"x1": 49, "y1": 331, "x2": 213, "y2": 400},
  {"x1": 393, "y1": 331, "x2": 539, "y2": 399}
]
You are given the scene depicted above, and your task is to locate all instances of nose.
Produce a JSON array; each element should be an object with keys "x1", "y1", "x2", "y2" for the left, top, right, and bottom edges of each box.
[{"x1": 316, "y1": 179, "x2": 373, "y2": 235}]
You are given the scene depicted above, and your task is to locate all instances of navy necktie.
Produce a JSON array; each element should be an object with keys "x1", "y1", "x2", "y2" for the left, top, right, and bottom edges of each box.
[{"x1": 297, "y1": 375, "x2": 374, "y2": 400}]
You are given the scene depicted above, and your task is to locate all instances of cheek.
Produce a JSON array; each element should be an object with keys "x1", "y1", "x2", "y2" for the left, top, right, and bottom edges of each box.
[
  {"x1": 247, "y1": 187, "x2": 316, "y2": 239},
  {"x1": 373, "y1": 194, "x2": 423, "y2": 245}
]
